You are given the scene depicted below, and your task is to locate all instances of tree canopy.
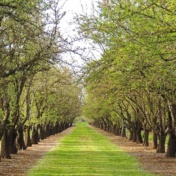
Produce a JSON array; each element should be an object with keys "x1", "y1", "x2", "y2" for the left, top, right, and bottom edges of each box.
[
  {"x1": 79, "y1": 0, "x2": 176, "y2": 157},
  {"x1": 0, "y1": 0, "x2": 82, "y2": 159}
]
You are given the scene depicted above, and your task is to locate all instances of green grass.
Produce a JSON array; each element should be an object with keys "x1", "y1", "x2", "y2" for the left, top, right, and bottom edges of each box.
[{"x1": 27, "y1": 122, "x2": 155, "y2": 176}]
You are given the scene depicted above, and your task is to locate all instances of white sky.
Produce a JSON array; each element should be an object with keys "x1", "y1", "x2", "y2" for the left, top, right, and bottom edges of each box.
[
  {"x1": 59, "y1": 0, "x2": 102, "y2": 73},
  {"x1": 60, "y1": 0, "x2": 99, "y2": 37}
]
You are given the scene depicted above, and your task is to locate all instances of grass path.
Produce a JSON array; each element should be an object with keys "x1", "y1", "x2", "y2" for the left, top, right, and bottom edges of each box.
[{"x1": 27, "y1": 123, "x2": 155, "y2": 176}]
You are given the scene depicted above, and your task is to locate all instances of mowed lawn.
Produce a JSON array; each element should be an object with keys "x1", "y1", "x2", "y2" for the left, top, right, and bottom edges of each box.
[{"x1": 27, "y1": 122, "x2": 155, "y2": 176}]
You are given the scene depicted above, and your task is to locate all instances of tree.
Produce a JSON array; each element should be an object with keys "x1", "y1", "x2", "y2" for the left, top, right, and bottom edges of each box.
[
  {"x1": 0, "y1": 0, "x2": 80, "y2": 160},
  {"x1": 79, "y1": 0, "x2": 176, "y2": 157}
]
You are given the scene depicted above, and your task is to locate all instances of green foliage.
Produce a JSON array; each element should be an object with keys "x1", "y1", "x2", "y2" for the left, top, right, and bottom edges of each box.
[
  {"x1": 79, "y1": 0, "x2": 176, "y2": 134},
  {"x1": 0, "y1": 0, "x2": 82, "y2": 132},
  {"x1": 27, "y1": 67, "x2": 82, "y2": 125}
]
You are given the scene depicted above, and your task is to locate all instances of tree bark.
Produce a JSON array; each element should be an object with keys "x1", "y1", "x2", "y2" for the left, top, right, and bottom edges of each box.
[
  {"x1": 136, "y1": 129, "x2": 143, "y2": 144},
  {"x1": 136, "y1": 120, "x2": 143, "y2": 144},
  {"x1": 165, "y1": 103, "x2": 176, "y2": 157},
  {"x1": 39, "y1": 124, "x2": 46, "y2": 140},
  {"x1": 166, "y1": 131, "x2": 176, "y2": 157},
  {"x1": 55, "y1": 121, "x2": 59, "y2": 134},
  {"x1": 143, "y1": 129, "x2": 150, "y2": 147},
  {"x1": 132, "y1": 128, "x2": 137, "y2": 142},
  {"x1": 121, "y1": 126, "x2": 126, "y2": 137},
  {"x1": 128, "y1": 130, "x2": 133, "y2": 141},
  {"x1": 156, "y1": 131, "x2": 166, "y2": 153},
  {"x1": 9, "y1": 126, "x2": 18, "y2": 154},
  {"x1": 1, "y1": 128, "x2": 11, "y2": 159},
  {"x1": 17, "y1": 125, "x2": 26, "y2": 150},
  {"x1": 45, "y1": 123, "x2": 50, "y2": 137},
  {"x1": 152, "y1": 131, "x2": 158, "y2": 149},
  {"x1": 31, "y1": 126, "x2": 39, "y2": 144},
  {"x1": 25, "y1": 126, "x2": 32, "y2": 147}
]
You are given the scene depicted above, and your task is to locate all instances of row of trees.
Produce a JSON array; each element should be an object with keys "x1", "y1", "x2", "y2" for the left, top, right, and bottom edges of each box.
[
  {"x1": 80, "y1": 0, "x2": 176, "y2": 157},
  {"x1": 0, "y1": 0, "x2": 81, "y2": 160}
]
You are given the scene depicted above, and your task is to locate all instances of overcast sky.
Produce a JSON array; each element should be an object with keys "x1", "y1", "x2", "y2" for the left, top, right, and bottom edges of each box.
[
  {"x1": 60, "y1": 0, "x2": 99, "y2": 36},
  {"x1": 59, "y1": 0, "x2": 101, "y2": 72}
]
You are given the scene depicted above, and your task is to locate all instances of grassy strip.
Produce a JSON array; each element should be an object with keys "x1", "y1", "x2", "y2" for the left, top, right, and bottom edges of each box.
[{"x1": 27, "y1": 122, "x2": 155, "y2": 176}]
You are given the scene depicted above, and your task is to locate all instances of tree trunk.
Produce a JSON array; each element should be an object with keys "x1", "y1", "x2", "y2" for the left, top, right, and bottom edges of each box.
[
  {"x1": 17, "y1": 127, "x2": 26, "y2": 150},
  {"x1": 39, "y1": 125, "x2": 46, "y2": 140},
  {"x1": 99, "y1": 122, "x2": 102, "y2": 129},
  {"x1": 152, "y1": 131, "x2": 158, "y2": 149},
  {"x1": 165, "y1": 103, "x2": 176, "y2": 157},
  {"x1": 52, "y1": 124, "x2": 56, "y2": 135},
  {"x1": 128, "y1": 130, "x2": 133, "y2": 141},
  {"x1": 45, "y1": 123, "x2": 50, "y2": 137},
  {"x1": 143, "y1": 129, "x2": 150, "y2": 147},
  {"x1": 25, "y1": 126, "x2": 32, "y2": 147},
  {"x1": 55, "y1": 122, "x2": 59, "y2": 134},
  {"x1": 121, "y1": 126, "x2": 126, "y2": 137},
  {"x1": 0, "y1": 96, "x2": 10, "y2": 161},
  {"x1": 136, "y1": 129, "x2": 143, "y2": 144},
  {"x1": 136, "y1": 120, "x2": 143, "y2": 144},
  {"x1": 9, "y1": 126, "x2": 18, "y2": 154},
  {"x1": 116, "y1": 127, "x2": 121, "y2": 136},
  {"x1": 156, "y1": 131, "x2": 166, "y2": 153},
  {"x1": 109, "y1": 125, "x2": 113, "y2": 133},
  {"x1": 31, "y1": 126, "x2": 39, "y2": 144},
  {"x1": 1, "y1": 129, "x2": 11, "y2": 159},
  {"x1": 132, "y1": 129, "x2": 137, "y2": 142},
  {"x1": 49, "y1": 124, "x2": 53, "y2": 136},
  {"x1": 0, "y1": 95, "x2": 10, "y2": 141},
  {"x1": 0, "y1": 123, "x2": 5, "y2": 141},
  {"x1": 102, "y1": 124, "x2": 105, "y2": 131},
  {"x1": 166, "y1": 131, "x2": 176, "y2": 157}
]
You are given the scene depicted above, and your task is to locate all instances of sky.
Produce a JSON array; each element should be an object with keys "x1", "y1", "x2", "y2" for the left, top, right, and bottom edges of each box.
[
  {"x1": 60, "y1": 0, "x2": 98, "y2": 36},
  {"x1": 59, "y1": 0, "x2": 101, "y2": 73}
]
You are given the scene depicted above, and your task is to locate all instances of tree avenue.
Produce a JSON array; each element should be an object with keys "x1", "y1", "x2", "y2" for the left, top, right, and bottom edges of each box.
[
  {"x1": 80, "y1": 0, "x2": 176, "y2": 157},
  {"x1": 0, "y1": 0, "x2": 81, "y2": 160},
  {"x1": 1, "y1": 0, "x2": 176, "y2": 171}
]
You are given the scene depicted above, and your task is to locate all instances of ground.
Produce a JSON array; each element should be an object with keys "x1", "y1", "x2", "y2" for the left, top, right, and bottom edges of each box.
[{"x1": 0, "y1": 125, "x2": 175, "y2": 176}]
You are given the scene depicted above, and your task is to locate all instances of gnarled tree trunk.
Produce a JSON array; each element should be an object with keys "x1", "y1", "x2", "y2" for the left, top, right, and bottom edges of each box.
[
  {"x1": 1, "y1": 128, "x2": 11, "y2": 159},
  {"x1": 39, "y1": 124, "x2": 46, "y2": 140},
  {"x1": 9, "y1": 126, "x2": 18, "y2": 154},
  {"x1": 152, "y1": 131, "x2": 158, "y2": 149},
  {"x1": 143, "y1": 128, "x2": 150, "y2": 147},
  {"x1": 25, "y1": 126, "x2": 32, "y2": 147},
  {"x1": 31, "y1": 125, "x2": 39, "y2": 144},
  {"x1": 128, "y1": 129, "x2": 133, "y2": 141},
  {"x1": 166, "y1": 131, "x2": 176, "y2": 157},
  {"x1": 166, "y1": 103, "x2": 176, "y2": 157},
  {"x1": 17, "y1": 124, "x2": 26, "y2": 150},
  {"x1": 121, "y1": 126, "x2": 126, "y2": 137},
  {"x1": 136, "y1": 120, "x2": 143, "y2": 144},
  {"x1": 156, "y1": 131, "x2": 166, "y2": 153}
]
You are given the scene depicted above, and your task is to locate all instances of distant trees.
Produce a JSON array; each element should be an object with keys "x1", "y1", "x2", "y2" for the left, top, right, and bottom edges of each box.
[{"x1": 80, "y1": 0, "x2": 176, "y2": 157}]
